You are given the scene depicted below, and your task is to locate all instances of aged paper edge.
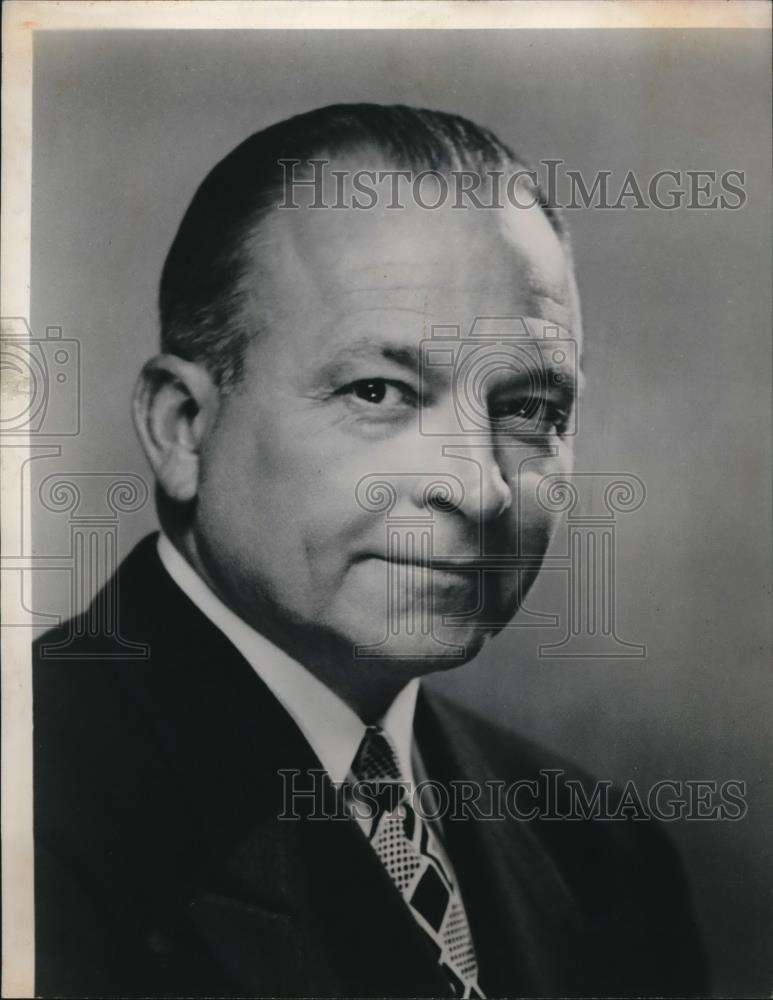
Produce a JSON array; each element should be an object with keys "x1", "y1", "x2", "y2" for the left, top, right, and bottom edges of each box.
[
  {"x1": 1, "y1": 1, "x2": 770, "y2": 996},
  {"x1": 3, "y1": 0, "x2": 773, "y2": 32}
]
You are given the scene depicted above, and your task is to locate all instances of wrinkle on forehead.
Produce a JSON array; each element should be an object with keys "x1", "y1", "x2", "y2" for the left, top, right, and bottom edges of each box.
[{"x1": 247, "y1": 199, "x2": 576, "y2": 340}]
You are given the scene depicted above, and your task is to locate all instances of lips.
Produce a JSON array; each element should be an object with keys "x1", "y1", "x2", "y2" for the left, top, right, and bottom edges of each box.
[
  {"x1": 363, "y1": 554, "x2": 540, "y2": 571},
  {"x1": 366, "y1": 554, "x2": 477, "y2": 571},
  {"x1": 363, "y1": 556, "x2": 478, "y2": 591}
]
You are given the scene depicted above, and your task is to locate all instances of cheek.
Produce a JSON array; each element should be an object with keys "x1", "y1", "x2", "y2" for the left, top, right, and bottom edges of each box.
[
  {"x1": 197, "y1": 415, "x2": 374, "y2": 573},
  {"x1": 510, "y1": 448, "x2": 573, "y2": 548},
  {"x1": 194, "y1": 416, "x2": 289, "y2": 565},
  {"x1": 514, "y1": 499, "x2": 558, "y2": 556}
]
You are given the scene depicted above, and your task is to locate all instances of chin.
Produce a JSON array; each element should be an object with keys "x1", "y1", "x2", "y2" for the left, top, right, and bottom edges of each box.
[
  {"x1": 325, "y1": 571, "x2": 519, "y2": 671},
  {"x1": 335, "y1": 605, "x2": 494, "y2": 674}
]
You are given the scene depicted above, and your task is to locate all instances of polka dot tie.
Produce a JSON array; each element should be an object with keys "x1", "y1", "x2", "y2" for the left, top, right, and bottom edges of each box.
[{"x1": 348, "y1": 725, "x2": 485, "y2": 999}]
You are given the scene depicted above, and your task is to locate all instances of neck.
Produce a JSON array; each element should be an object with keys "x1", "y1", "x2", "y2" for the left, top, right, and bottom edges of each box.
[{"x1": 163, "y1": 524, "x2": 421, "y2": 723}]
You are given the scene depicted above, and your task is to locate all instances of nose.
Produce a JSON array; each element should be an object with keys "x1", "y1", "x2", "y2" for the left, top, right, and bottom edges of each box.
[{"x1": 417, "y1": 439, "x2": 513, "y2": 523}]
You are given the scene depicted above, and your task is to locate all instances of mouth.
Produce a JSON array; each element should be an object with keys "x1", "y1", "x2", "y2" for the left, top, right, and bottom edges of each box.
[
  {"x1": 363, "y1": 555, "x2": 479, "y2": 585},
  {"x1": 365, "y1": 554, "x2": 476, "y2": 568},
  {"x1": 362, "y1": 554, "x2": 539, "y2": 571}
]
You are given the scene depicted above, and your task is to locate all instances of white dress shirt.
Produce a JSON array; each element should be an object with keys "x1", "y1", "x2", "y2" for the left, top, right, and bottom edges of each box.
[
  {"x1": 157, "y1": 533, "x2": 419, "y2": 789},
  {"x1": 156, "y1": 533, "x2": 467, "y2": 919}
]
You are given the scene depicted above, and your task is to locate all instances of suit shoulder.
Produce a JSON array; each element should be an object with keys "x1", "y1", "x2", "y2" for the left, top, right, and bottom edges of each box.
[
  {"x1": 422, "y1": 686, "x2": 693, "y2": 869},
  {"x1": 423, "y1": 686, "x2": 588, "y2": 779}
]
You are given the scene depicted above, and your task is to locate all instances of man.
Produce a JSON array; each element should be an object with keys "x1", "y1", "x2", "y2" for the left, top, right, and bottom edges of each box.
[{"x1": 33, "y1": 104, "x2": 706, "y2": 998}]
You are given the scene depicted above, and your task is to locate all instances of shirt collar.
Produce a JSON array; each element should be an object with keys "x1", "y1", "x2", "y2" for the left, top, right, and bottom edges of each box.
[{"x1": 156, "y1": 533, "x2": 420, "y2": 786}]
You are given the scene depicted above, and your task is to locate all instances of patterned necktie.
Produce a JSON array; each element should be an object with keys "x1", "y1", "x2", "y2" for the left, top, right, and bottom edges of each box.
[{"x1": 348, "y1": 724, "x2": 485, "y2": 999}]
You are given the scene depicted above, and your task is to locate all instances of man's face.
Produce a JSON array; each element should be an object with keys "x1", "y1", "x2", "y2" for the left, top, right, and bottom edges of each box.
[{"x1": 191, "y1": 183, "x2": 579, "y2": 672}]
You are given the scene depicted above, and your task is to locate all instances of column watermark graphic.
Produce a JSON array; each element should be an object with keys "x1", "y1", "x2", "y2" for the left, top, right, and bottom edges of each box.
[
  {"x1": 536, "y1": 473, "x2": 646, "y2": 657},
  {"x1": 36, "y1": 473, "x2": 149, "y2": 659},
  {"x1": 351, "y1": 314, "x2": 647, "y2": 661},
  {"x1": 1, "y1": 317, "x2": 150, "y2": 655},
  {"x1": 354, "y1": 473, "x2": 469, "y2": 660}
]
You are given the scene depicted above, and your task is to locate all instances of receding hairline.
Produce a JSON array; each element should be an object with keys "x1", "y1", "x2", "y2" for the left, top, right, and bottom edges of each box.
[
  {"x1": 229, "y1": 188, "x2": 579, "y2": 379},
  {"x1": 158, "y1": 103, "x2": 575, "y2": 387}
]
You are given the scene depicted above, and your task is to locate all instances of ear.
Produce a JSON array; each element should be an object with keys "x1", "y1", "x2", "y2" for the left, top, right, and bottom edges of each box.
[{"x1": 132, "y1": 354, "x2": 219, "y2": 503}]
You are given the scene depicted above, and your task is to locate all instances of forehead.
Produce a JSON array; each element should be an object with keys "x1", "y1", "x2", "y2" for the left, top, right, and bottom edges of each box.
[{"x1": 246, "y1": 187, "x2": 577, "y2": 362}]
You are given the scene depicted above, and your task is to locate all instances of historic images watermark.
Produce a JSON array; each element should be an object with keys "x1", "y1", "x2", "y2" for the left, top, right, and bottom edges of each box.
[
  {"x1": 351, "y1": 315, "x2": 646, "y2": 663},
  {"x1": 278, "y1": 159, "x2": 747, "y2": 212},
  {"x1": 279, "y1": 768, "x2": 749, "y2": 823},
  {"x1": 0, "y1": 317, "x2": 150, "y2": 655}
]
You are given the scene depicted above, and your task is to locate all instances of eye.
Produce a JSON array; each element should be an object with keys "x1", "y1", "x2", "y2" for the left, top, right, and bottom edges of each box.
[
  {"x1": 489, "y1": 393, "x2": 570, "y2": 437},
  {"x1": 353, "y1": 379, "x2": 389, "y2": 404},
  {"x1": 339, "y1": 378, "x2": 417, "y2": 409}
]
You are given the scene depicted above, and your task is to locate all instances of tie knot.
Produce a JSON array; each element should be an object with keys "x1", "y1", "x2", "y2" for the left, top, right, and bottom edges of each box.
[{"x1": 351, "y1": 725, "x2": 403, "y2": 783}]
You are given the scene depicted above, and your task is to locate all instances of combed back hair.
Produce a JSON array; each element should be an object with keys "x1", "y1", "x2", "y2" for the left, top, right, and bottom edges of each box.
[{"x1": 159, "y1": 102, "x2": 569, "y2": 388}]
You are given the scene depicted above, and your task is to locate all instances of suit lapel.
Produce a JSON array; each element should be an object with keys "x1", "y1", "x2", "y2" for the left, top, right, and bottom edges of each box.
[
  {"x1": 416, "y1": 689, "x2": 586, "y2": 997},
  {"x1": 180, "y1": 713, "x2": 455, "y2": 997},
  {"x1": 117, "y1": 538, "x2": 454, "y2": 996}
]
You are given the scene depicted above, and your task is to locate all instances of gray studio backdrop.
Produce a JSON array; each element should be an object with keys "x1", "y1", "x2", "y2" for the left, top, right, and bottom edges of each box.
[{"x1": 29, "y1": 29, "x2": 771, "y2": 996}]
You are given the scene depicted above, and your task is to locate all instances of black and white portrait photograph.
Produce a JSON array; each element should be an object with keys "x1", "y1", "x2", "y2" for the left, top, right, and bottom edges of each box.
[{"x1": 1, "y1": 2, "x2": 771, "y2": 998}]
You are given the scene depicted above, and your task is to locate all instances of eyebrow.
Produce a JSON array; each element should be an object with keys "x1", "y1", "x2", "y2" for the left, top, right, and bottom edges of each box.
[
  {"x1": 312, "y1": 333, "x2": 584, "y2": 393},
  {"x1": 315, "y1": 339, "x2": 422, "y2": 379}
]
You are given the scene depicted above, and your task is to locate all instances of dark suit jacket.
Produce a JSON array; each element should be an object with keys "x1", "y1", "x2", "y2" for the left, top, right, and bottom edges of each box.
[{"x1": 34, "y1": 534, "x2": 707, "y2": 998}]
